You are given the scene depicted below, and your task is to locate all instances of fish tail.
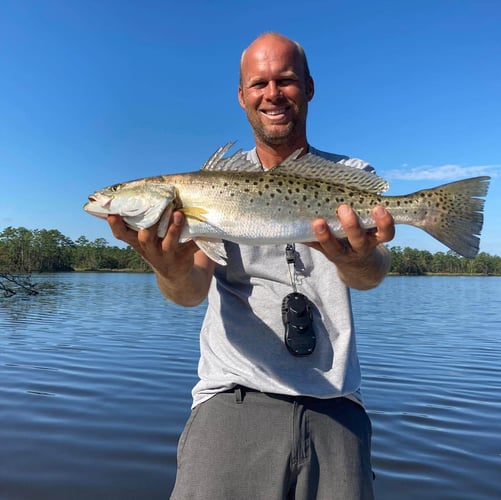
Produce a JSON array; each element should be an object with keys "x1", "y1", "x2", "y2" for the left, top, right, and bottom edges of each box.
[{"x1": 410, "y1": 176, "x2": 490, "y2": 258}]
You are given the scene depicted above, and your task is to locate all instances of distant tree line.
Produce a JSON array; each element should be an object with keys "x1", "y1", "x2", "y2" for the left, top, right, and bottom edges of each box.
[
  {"x1": 1, "y1": 226, "x2": 500, "y2": 275},
  {"x1": 389, "y1": 246, "x2": 501, "y2": 275},
  {"x1": 0, "y1": 226, "x2": 150, "y2": 273}
]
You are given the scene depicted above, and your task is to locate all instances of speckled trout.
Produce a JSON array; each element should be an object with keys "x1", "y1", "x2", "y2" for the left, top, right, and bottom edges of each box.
[{"x1": 84, "y1": 143, "x2": 490, "y2": 263}]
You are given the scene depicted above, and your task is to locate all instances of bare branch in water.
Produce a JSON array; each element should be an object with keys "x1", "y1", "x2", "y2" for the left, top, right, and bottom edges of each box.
[{"x1": 0, "y1": 273, "x2": 39, "y2": 297}]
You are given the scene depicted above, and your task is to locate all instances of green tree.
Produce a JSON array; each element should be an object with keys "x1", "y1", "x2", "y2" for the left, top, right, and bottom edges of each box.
[
  {"x1": 0, "y1": 227, "x2": 35, "y2": 272},
  {"x1": 73, "y1": 236, "x2": 97, "y2": 270},
  {"x1": 32, "y1": 229, "x2": 75, "y2": 271}
]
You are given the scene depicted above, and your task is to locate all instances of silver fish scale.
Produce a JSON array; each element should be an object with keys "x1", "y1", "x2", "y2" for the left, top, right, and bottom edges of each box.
[
  {"x1": 177, "y1": 169, "x2": 378, "y2": 241},
  {"x1": 176, "y1": 172, "x2": 489, "y2": 259}
]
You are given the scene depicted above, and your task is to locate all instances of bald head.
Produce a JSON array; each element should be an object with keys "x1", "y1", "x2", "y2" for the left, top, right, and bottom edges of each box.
[{"x1": 240, "y1": 33, "x2": 311, "y2": 85}]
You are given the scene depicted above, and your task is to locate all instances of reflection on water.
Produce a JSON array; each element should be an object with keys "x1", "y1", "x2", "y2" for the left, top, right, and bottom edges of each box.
[
  {"x1": 353, "y1": 277, "x2": 501, "y2": 500},
  {"x1": 1, "y1": 273, "x2": 203, "y2": 500},
  {"x1": 1, "y1": 274, "x2": 500, "y2": 499}
]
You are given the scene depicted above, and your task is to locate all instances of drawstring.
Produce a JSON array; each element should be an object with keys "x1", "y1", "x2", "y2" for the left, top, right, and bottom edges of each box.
[{"x1": 285, "y1": 243, "x2": 297, "y2": 293}]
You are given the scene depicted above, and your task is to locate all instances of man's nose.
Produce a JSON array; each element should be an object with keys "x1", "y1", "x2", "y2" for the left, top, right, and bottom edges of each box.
[{"x1": 264, "y1": 81, "x2": 282, "y2": 99}]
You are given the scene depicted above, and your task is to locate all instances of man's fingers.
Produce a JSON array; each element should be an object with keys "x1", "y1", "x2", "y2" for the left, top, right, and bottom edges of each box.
[
  {"x1": 107, "y1": 215, "x2": 139, "y2": 247},
  {"x1": 160, "y1": 211, "x2": 185, "y2": 253},
  {"x1": 372, "y1": 206, "x2": 395, "y2": 243},
  {"x1": 336, "y1": 205, "x2": 366, "y2": 252},
  {"x1": 310, "y1": 203, "x2": 395, "y2": 264},
  {"x1": 311, "y1": 219, "x2": 345, "y2": 257}
]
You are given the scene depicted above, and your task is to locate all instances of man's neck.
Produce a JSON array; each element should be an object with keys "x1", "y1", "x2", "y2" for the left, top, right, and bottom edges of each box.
[{"x1": 255, "y1": 138, "x2": 309, "y2": 169}]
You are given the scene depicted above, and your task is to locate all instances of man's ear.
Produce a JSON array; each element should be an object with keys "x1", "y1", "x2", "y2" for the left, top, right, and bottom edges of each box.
[
  {"x1": 306, "y1": 77, "x2": 315, "y2": 101},
  {"x1": 238, "y1": 86, "x2": 246, "y2": 109}
]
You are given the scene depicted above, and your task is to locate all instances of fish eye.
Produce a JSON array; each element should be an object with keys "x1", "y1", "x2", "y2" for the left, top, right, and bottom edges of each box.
[{"x1": 109, "y1": 183, "x2": 121, "y2": 192}]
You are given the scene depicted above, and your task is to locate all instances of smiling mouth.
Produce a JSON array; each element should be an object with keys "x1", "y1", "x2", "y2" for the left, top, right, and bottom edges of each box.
[{"x1": 262, "y1": 108, "x2": 288, "y2": 116}]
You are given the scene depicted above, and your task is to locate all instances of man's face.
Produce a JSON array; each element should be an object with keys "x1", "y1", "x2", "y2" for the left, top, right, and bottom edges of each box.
[{"x1": 238, "y1": 38, "x2": 314, "y2": 147}]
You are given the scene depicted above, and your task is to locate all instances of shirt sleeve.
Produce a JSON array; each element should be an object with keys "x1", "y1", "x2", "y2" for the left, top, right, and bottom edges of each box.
[{"x1": 337, "y1": 157, "x2": 375, "y2": 174}]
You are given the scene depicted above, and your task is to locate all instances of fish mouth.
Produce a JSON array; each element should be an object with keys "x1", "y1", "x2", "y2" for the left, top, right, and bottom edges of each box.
[{"x1": 87, "y1": 193, "x2": 113, "y2": 208}]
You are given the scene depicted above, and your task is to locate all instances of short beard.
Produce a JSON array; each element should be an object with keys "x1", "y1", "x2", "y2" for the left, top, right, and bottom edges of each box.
[
  {"x1": 246, "y1": 104, "x2": 309, "y2": 147},
  {"x1": 254, "y1": 122, "x2": 296, "y2": 145}
]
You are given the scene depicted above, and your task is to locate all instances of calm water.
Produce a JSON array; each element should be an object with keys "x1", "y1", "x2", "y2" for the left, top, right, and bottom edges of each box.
[{"x1": 1, "y1": 273, "x2": 500, "y2": 500}]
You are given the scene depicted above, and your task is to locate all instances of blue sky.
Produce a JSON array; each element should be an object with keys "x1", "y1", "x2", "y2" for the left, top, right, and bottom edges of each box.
[{"x1": 1, "y1": 0, "x2": 500, "y2": 255}]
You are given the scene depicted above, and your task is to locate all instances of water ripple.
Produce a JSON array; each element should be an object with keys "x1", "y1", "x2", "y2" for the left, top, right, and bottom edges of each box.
[{"x1": 1, "y1": 274, "x2": 500, "y2": 499}]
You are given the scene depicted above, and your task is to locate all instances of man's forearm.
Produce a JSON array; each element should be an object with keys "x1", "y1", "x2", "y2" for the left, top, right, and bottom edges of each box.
[
  {"x1": 155, "y1": 259, "x2": 215, "y2": 307},
  {"x1": 336, "y1": 244, "x2": 391, "y2": 290}
]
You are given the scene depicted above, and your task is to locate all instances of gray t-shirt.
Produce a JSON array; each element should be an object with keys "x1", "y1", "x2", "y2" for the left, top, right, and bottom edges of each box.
[{"x1": 191, "y1": 147, "x2": 374, "y2": 408}]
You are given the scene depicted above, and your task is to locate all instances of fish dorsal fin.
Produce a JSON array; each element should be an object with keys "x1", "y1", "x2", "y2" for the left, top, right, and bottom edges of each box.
[
  {"x1": 200, "y1": 143, "x2": 235, "y2": 170},
  {"x1": 201, "y1": 143, "x2": 263, "y2": 173},
  {"x1": 271, "y1": 152, "x2": 390, "y2": 194},
  {"x1": 201, "y1": 143, "x2": 389, "y2": 193}
]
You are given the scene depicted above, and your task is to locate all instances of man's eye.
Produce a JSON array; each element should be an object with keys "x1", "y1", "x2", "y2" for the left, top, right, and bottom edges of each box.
[
  {"x1": 278, "y1": 79, "x2": 295, "y2": 86},
  {"x1": 251, "y1": 82, "x2": 266, "y2": 89}
]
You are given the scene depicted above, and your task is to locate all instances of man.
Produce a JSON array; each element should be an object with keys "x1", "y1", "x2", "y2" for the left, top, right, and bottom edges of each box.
[{"x1": 109, "y1": 33, "x2": 394, "y2": 499}]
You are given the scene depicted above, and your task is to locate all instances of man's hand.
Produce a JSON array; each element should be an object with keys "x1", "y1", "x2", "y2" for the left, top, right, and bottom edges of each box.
[
  {"x1": 309, "y1": 204, "x2": 395, "y2": 290},
  {"x1": 107, "y1": 211, "x2": 214, "y2": 306}
]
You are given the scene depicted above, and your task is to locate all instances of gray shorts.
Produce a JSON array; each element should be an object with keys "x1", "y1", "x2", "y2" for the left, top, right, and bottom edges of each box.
[{"x1": 170, "y1": 387, "x2": 375, "y2": 500}]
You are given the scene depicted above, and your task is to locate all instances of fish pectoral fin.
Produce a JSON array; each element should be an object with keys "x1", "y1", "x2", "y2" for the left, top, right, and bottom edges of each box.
[
  {"x1": 194, "y1": 238, "x2": 227, "y2": 266},
  {"x1": 180, "y1": 207, "x2": 209, "y2": 222}
]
